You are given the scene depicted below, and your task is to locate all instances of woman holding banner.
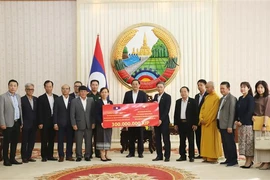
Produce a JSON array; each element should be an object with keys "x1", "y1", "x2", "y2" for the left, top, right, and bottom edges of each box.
[{"x1": 95, "y1": 87, "x2": 113, "y2": 161}]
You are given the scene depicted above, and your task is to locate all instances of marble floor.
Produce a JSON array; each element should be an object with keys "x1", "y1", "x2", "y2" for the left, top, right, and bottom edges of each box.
[{"x1": 0, "y1": 143, "x2": 269, "y2": 180}]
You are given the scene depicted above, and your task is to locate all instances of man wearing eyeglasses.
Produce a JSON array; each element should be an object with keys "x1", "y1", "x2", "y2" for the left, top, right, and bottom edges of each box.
[
  {"x1": 21, "y1": 83, "x2": 38, "y2": 163},
  {"x1": 70, "y1": 81, "x2": 82, "y2": 99}
]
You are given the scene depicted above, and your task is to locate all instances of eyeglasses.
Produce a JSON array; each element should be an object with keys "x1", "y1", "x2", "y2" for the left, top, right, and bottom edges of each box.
[
  {"x1": 26, "y1": 89, "x2": 34, "y2": 91},
  {"x1": 74, "y1": 86, "x2": 81, "y2": 88}
]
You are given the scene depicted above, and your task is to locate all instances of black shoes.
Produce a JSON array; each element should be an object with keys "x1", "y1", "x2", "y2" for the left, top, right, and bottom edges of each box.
[
  {"x1": 164, "y1": 158, "x2": 170, "y2": 162},
  {"x1": 10, "y1": 159, "x2": 22, "y2": 165},
  {"x1": 138, "y1": 154, "x2": 144, "y2": 158},
  {"x1": 194, "y1": 155, "x2": 202, "y2": 159},
  {"x1": 226, "y1": 162, "x2": 238, "y2": 167},
  {"x1": 48, "y1": 157, "x2": 58, "y2": 161},
  {"x1": 176, "y1": 157, "x2": 187, "y2": 161},
  {"x1": 220, "y1": 161, "x2": 229, "y2": 165},
  {"x1": 3, "y1": 161, "x2": 12, "y2": 166},
  {"x1": 152, "y1": 157, "x2": 163, "y2": 161},
  {"x1": 126, "y1": 154, "x2": 135, "y2": 158},
  {"x1": 76, "y1": 158, "x2": 82, "y2": 162},
  {"x1": 41, "y1": 158, "x2": 47, "y2": 162},
  {"x1": 85, "y1": 157, "x2": 91, "y2": 161},
  {"x1": 240, "y1": 162, "x2": 253, "y2": 169},
  {"x1": 22, "y1": 159, "x2": 29, "y2": 163},
  {"x1": 189, "y1": 158, "x2": 194, "y2": 162}
]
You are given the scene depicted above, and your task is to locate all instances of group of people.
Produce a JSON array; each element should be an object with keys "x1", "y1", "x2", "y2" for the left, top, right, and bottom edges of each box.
[{"x1": 1, "y1": 78, "x2": 270, "y2": 170}]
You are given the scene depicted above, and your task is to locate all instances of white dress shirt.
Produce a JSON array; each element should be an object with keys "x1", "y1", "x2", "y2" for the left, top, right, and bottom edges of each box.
[
  {"x1": 132, "y1": 91, "x2": 138, "y2": 104},
  {"x1": 63, "y1": 96, "x2": 69, "y2": 108},
  {"x1": 217, "y1": 95, "x2": 227, "y2": 119},
  {"x1": 157, "y1": 92, "x2": 164, "y2": 103},
  {"x1": 46, "y1": 93, "x2": 54, "y2": 115},
  {"x1": 102, "y1": 99, "x2": 108, "y2": 105},
  {"x1": 80, "y1": 97, "x2": 87, "y2": 111},
  {"x1": 198, "y1": 92, "x2": 206, "y2": 105},
  {"x1": 181, "y1": 98, "x2": 189, "y2": 119}
]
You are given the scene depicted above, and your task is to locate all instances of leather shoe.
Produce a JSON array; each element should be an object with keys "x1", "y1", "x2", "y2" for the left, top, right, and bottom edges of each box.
[
  {"x1": 10, "y1": 159, "x2": 22, "y2": 165},
  {"x1": 3, "y1": 161, "x2": 12, "y2": 166},
  {"x1": 152, "y1": 157, "x2": 163, "y2": 161},
  {"x1": 164, "y1": 158, "x2": 170, "y2": 162},
  {"x1": 48, "y1": 157, "x2": 58, "y2": 161},
  {"x1": 41, "y1": 158, "x2": 47, "y2": 162},
  {"x1": 66, "y1": 157, "x2": 75, "y2": 161},
  {"x1": 126, "y1": 154, "x2": 135, "y2": 158},
  {"x1": 22, "y1": 159, "x2": 29, "y2": 163},
  {"x1": 28, "y1": 158, "x2": 36, "y2": 162},
  {"x1": 138, "y1": 154, "x2": 144, "y2": 158},
  {"x1": 220, "y1": 161, "x2": 229, "y2": 165},
  {"x1": 85, "y1": 157, "x2": 91, "y2": 161},
  {"x1": 176, "y1": 157, "x2": 186, "y2": 161},
  {"x1": 189, "y1": 158, "x2": 194, "y2": 162},
  {"x1": 58, "y1": 157, "x2": 64, "y2": 162},
  {"x1": 194, "y1": 155, "x2": 202, "y2": 159},
  {"x1": 76, "y1": 158, "x2": 82, "y2": 162}
]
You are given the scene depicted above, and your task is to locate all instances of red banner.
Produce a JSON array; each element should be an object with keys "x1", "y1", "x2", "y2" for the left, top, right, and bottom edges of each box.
[{"x1": 102, "y1": 103, "x2": 159, "y2": 128}]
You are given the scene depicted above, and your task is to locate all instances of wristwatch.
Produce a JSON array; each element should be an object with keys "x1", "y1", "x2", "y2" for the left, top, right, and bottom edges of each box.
[{"x1": 263, "y1": 124, "x2": 266, "y2": 127}]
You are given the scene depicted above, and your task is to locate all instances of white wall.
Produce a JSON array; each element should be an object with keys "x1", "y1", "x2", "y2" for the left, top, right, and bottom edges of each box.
[
  {"x1": 218, "y1": 0, "x2": 270, "y2": 98},
  {"x1": 0, "y1": 1, "x2": 76, "y2": 96}
]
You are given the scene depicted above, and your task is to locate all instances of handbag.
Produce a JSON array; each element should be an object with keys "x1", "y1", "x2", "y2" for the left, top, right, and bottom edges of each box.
[
  {"x1": 255, "y1": 132, "x2": 270, "y2": 150},
  {"x1": 253, "y1": 116, "x2": 270, "y2": 131}
]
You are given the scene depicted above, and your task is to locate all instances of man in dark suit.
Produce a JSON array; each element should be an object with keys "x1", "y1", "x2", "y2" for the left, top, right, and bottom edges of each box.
[
  {"x1": 217, "y1": 81, "x2": 238, "y2": 166},
  {"x1": 0, "y1": 79, "x2": 23, "y2": 166},
  {"x1": 70, "y1": 81, "x2": 82, "y2": 99},
  {"x1": 194, "y1": 79, "x2": 208, "y2": 158},
  {"x1": 123, "y1": 79, "x2": 147, "y2": 158},
  {"x1": 53, "y1": 84, "x2": 74, "y2": 162},
  {"x1": 38, "y1": 80, "x2": 58, "y2": 162},
  {"x1": 21, "y1": 83, "x2": 38, "y2": 163},
  {"x1": 70, "y1": 85, "x2": 95, "y2": 162},
  {"x1": 87, "y1": 79, "x2": 101, "y2": 158},
  {"x1": 174, "y1": 86, "x2": 198, "y2": 162},
  {"x1": 152, "y1": 82, "x2": 171, "y2": 162}
]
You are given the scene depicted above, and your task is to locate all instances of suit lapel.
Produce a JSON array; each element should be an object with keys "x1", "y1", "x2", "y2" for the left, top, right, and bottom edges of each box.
[
  {"x1": 60, "y1": 96, "x2": 67, "y2": 109},
  {"x1": 77, "y1": 98, "x2": 85, "y2": 111}
]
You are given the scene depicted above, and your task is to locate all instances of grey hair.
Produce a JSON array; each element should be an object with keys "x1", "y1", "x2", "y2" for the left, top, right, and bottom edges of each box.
[{"x1": 25, "y1": 83, "x2": 34, "y2": 89}]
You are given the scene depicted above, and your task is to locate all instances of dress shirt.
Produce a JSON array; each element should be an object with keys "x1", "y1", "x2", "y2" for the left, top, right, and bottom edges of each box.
[
  {"x1": 217, "y1": 95, "x2": 227, "y2": 119},
  {"x1": 198, "y1": 92, "x2": 206, "y2": 105},
  {"x1": 8, "y1": 92, "x2": 20, "y2": 120},
  {"x1": 80, "y1": 97, "x2": 87, "y2": 111},
  {"x1": 46, "y1": 93, "x2": 54, "y2": 115},
  {"x1": 157, "y1": 92, "x2": 164, "y2": 103},
  {"x1": 63, "y1": 96, "x2": 69, "y2": 108},
  {"x1": 27, "y1": 96, "x2": 34, "y2": 110},
  {"x1": 102, "y1": 99, "x2": 108, "y2": 105},
  {"x1": 181, "y1": 98, "x2": 188, "y2": 119},
  {"x1": 132, "y1": 91, "x2": 138, "y2": 104}
]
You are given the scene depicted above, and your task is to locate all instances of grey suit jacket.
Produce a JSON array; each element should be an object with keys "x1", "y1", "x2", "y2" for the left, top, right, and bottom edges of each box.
[
  {"x1": 218, "y1": 93, "x2": 237, "y2": 129},
  {"x1": 0, "y1": 92, "x2": 23, "y2": 127},
  {"x1": 70, "y1": 97, "x2": 95, "y2": 130}
]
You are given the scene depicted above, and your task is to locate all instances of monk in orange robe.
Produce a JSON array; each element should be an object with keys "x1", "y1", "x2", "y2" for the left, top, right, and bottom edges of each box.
[{"x1": 199, "y1": 81, "x2": 222, "y2": 163}]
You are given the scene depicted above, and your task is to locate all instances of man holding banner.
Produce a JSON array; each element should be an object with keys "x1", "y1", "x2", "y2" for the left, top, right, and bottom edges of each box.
[{"x1": 123, "y1": 79, "x2": 147, "y2": 158}]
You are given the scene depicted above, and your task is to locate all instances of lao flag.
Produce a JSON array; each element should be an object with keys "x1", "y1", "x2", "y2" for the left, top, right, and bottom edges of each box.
[{"x1": 87, "y1": 36, "x2": 108, "y2": 91}]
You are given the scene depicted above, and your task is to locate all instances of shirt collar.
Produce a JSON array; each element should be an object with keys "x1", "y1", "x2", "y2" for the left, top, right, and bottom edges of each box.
[
  {"x1": 8, "y1": 91, "x2": 16, "y2": 97},
  {"x1": 80, "y1": 97, "x2": 87, "y2": 101},
  {"x1": 46, "y1": 93, "x2": 53, "y2": 97},
  {"x1": 182, "y1": 97, "x2": 189, "y2": 102}
]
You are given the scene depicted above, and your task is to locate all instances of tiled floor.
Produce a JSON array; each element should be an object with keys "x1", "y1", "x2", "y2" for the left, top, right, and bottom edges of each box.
[{"x1": 0, "y1": 143, "x2": 269, "y2": 180}]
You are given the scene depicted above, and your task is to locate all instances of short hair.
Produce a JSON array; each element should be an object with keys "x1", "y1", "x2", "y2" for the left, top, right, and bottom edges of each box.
[
  {"x1": 131, "y1": 79, "x2": 140, "y2": 85},
  {"x1": 197, "y1": 79, "x2": 207, "y2": 85},
  {"x1": 8, "y1": 79, "x2": 18, "y2": 86},
  {"x1": 90, "y1": 80, "x2": 99, "y2": 85},
  {"x1": 25, "y1": 83, "x2": 34, "y2": 89},
  {"x1": 180, "y1": 86, "x2": 190, "y2": 92},
  {"x1": 240, "y1": 81, "x2": 253, "y2": 97},
  {"x1": 156, "y1": 81, "x2": 165, "y2": 86},
  {"x1": 100, "y1": 87, "x2": 109, "y2": 93},
  {"x1": 74, "y1": 81, "x2": 82, "y2": 86},
  {"x1": 79, "y1": 85, "x2": 88, "y2": 91},
  {"x1": 44, "y1": 80, "x2": 54, "y2": 87},
  {"x1": 220, "y1": 81, "x2": 230, "y2": 88},
  {"x1": 255, "y1": 80, "x2": 269, "y2": 98}
]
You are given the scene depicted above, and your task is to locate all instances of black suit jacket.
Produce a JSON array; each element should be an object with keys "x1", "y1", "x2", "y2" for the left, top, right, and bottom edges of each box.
[
  {"x1": 69, "y1": 92, "x2": 76, "y2": 99},
  {"x1": 195, "y1": 92, "x2": 208, "y2": 113},
  {"x1": 21, "y1": 95, "x2": 38, "y2": 129},
  {"x1": 153, "y1": 93, "x2": 171, "y2": 124},
  {"x1": 53, "y1": 95, "x2": 74, "y2": 127},
  {"x1": 174, "y1": 97, "x2": 198, "y2": 127},
  {"x1": 38, "y1": 93, "x2": 58, "y2": 127},
  {"x1": 96, "y1": 99, "x2": 113, "y2": 124},
  {"x1": 123, "y1": 90, "x2": 147, "y2": 104}
]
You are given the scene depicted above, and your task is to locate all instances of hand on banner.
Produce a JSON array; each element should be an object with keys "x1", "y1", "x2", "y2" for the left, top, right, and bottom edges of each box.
[{"x1": 158, "y1": 120, "x2": 162, "y2": 126}]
